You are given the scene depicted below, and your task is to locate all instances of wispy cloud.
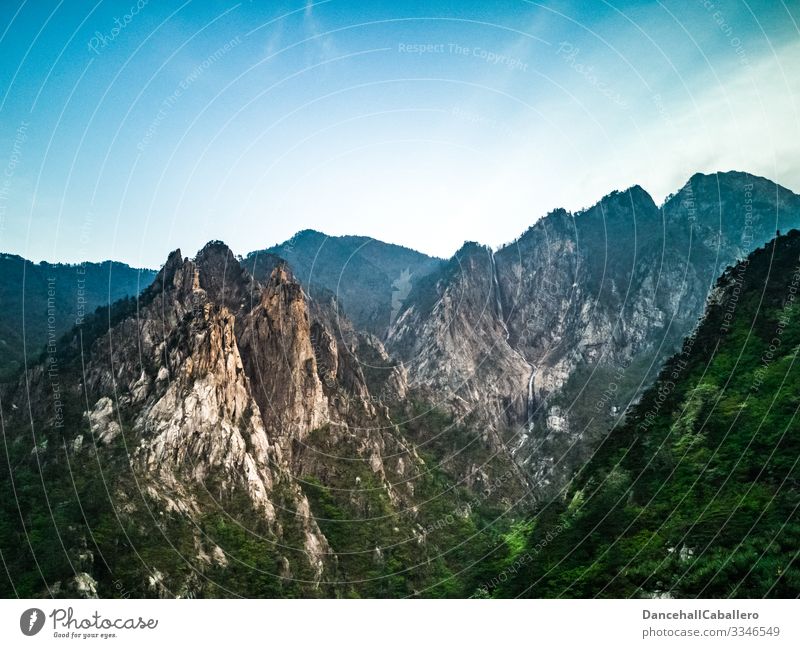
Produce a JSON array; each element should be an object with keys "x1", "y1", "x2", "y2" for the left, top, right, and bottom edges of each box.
[{"x1": 303, "y1": 0, "x2": 337, "y2": 60}]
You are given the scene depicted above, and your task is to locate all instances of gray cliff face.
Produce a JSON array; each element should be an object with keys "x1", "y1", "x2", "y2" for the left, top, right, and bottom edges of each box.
[
  {"x1": 388, "y1": 242, "x2": 532, "y2": 429},
  {"x1": 387, "y1": 172, "x2": 800, "y2": 494},
  {"x1": 239, "y1": 263, "x2": 329, "y2": 456}
]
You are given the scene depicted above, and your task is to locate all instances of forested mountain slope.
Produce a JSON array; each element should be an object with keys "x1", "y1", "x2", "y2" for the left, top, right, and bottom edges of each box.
[{"x1": 494, "y1": 230, "x2": 800, "y2": 598}]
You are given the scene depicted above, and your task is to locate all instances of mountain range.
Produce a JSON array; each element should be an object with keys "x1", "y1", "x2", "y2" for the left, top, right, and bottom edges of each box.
[
  {"x1": 1, "y1": 170, "x2": 798, "y2": 598},
  {"x1": 0, "y1": 257, "x2": 156, "y2": 379}
]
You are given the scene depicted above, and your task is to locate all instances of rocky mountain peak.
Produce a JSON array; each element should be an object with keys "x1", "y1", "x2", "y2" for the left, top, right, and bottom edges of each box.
[
  {"x1": 193, "y1": 240, "x2": 259, "y2": 316},
  {"x1": 264, "y1": 260, "x2": 298, "y2": 291},
  {"x1": 194, "y1": 240, "x2": 238, "y2": 278},
  {"x1": 155, "y1": 248, "x2": 186, "y2": 285},
  {"x1": 453, "y1": 240, "x2": 490, "y2": 257},
  {"x1": 140, "y1": 248, "x2": 201, "y2": 314}
]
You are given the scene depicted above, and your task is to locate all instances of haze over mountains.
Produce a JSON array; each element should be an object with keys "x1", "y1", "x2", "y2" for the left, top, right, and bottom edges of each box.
[
  {"x1": 1, "y1": 170, "x2": 798, "y2": 598},
  {"x1": 0, "y1": 257, "x2": 156, "y2": 379}
]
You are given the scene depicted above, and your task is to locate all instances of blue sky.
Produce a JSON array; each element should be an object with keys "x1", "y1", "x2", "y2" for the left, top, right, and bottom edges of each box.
[{"x1": 0, "y1": 0, "x2": 798, "y2": 267}]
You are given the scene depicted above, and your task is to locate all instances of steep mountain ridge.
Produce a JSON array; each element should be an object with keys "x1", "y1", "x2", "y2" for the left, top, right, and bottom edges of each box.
[
  {"x1": 388, "y1": 241, "x2": 532, "y2": 428},
  {"x1": 388, "y1": 172, "x2": 800, "y2": 492}
]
